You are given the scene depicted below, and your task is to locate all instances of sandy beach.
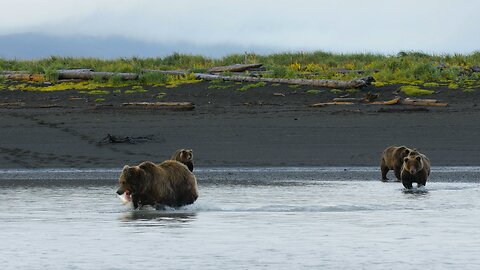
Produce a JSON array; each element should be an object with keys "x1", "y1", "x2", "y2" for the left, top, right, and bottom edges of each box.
[{"x1": 1, "y1": 81, "x2": 480, "y2": 168}]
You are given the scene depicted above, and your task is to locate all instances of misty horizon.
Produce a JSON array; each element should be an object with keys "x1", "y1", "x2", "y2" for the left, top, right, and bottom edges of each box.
[{"x1": 1, "y1": 0, "x2": 479, "y2": 59}]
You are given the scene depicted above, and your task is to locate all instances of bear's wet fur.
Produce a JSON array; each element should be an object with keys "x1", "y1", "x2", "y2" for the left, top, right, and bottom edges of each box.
[
  {"x1": 400, "y1": 152, "x2": 431, "y2": 189},
  {"x1": 171, "y1": 149, "x2": 194, "y2": 172},
  {"x1": 380, "y1": 145, "x2": 416, "y2": 181},
  {"x1": 116, "y1": 160, "x2": 198, "y2": 209}
]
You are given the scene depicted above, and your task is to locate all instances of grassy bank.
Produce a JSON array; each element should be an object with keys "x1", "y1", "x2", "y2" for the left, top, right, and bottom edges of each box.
[{"x1": 1, "y1": 51, "x2": 480, "y2": 90}]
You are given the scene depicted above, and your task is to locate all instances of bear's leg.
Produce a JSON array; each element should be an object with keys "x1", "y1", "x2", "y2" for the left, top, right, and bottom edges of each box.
[
  {"x1": 132, "y1": 194, "x2": 140, "y2": 209},
  {"x1": 186, "y1": 162, "x2": 194, "y2": 172},
  {"x1": 381, "y1": 159, "x2": 389, "y2": 181},
  {"x1": 394, "y1": 167, "x2": 402, "y2": 182},
  {"x1": 402, "y1": 180, "x2": 413, "y2": 189}
]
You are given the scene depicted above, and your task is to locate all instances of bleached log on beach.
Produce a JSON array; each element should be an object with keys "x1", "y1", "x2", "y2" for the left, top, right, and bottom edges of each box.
[
  {"x1": 401, "y1": 98, "x2": 448, "y2": 107},
  {"x1": 143, "y1": 69, "x2": 375, "y2": 89},
  {"x1": 57, "y1": 68, "x2": 94, "y2": 73},
  {"x1": 58, "y1": 71, "x2": 138, "y2": 80},
  {"x1": 0, "y1": 70, "x2": 30, "y2": 74},
  {"x1": 208, "y1": 63, "x2": 264, "y2": 73},
  {"x1": 332, "y1": 97, "x2": 366, "y2": 102},
  {"x1": 369, "y1": 97, "x2": 401, "y2": 105},
  {"x1": 0, "y1": 73, "x2": 45, "y2": 82},
  {"x1": 309, "y1": 102, "x2": 355, "y2": 107},
  {"x1": 1, "y1": 70, "x2": 138, "y2": 81},
  {"x1": 122, "y1": 102, "x2": 195, "y2": 110}
]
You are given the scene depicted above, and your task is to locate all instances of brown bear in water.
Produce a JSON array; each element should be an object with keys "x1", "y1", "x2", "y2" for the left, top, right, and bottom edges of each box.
[
  {"x1": 116, "y1": 160, "x2": 198, "y2": 209},
  {"x1": 171, "y1": 149, "x2": 194, "y2": 172},
  {"x1": 400, "y1": 153, "x2": 431, "y2": 189},
  {"x1": 380, "y1": 145, "x2": 416, "y2": 181}
]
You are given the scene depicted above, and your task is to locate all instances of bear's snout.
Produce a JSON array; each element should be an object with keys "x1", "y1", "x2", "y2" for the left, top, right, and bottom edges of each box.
[{"x1": 116, "y1": 187, "x2": 125, "y2": 195}]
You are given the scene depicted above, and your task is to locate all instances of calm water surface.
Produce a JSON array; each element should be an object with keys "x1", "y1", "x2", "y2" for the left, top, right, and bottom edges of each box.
[{"x1": 1, "y1": 167, "x2": 479, "y2": 269}]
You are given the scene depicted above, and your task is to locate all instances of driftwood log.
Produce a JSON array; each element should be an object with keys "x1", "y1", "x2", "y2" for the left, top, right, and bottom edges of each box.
[
  {"x1": 98, "y1": 134, "x2": 154, "y2": 145},
  {"x1": 0, "y1": 73, "x2": 45, "y2": 82},
  {"x1": 309, "y1": 102, "x2": 355, "y2": 107},
  {"x1": 143, "y1": 69, "x2": 374, "y2": 89},
  {"x1": 401, "y1": 98, "x2": 448, "y2": 107},
  {"x1": 369, "y1": 97, "x2": 401, "y2": 105},
  {"x1": 2, "y1": 67, "x2": 373, "y2": 88},
  {"x1": 122, "y1": 102, "x2": 195, "y2": 110},
  {"x1": 0, "y1": 69, "x2": 138, "y2": 81},
  {"x1": 58, "y1": 70, "x2": 138, "y2": 80},
  {"x1": 309, "y1": 96, "x2": 448, "y2": 108},
  {"x1": 208, "y1": 63, "x2": 264, "y2": 73},
  {"x1": 332, "y1": 97, "x2": 366, "y2": 103}
]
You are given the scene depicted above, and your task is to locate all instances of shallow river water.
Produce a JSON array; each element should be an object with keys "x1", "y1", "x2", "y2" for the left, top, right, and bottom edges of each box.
[{"x1": 1, "y1": 167, "x2": 479, "y2": 270}]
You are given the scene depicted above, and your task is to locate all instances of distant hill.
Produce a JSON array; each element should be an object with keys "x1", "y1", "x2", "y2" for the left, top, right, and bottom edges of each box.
[{"x1": 0, "y1": 33, "x2": 275, "y2": 59}]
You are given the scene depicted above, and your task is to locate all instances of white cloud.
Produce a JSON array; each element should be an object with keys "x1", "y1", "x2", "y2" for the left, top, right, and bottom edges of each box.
[{"x1": 1, "y1": 0, "x2": 479, "y2": 54}]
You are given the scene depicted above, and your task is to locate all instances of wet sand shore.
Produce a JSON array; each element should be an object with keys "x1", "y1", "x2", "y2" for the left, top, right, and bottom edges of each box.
[{"x1": 1, "y1": 81, "x2": 480, "y2": 168}]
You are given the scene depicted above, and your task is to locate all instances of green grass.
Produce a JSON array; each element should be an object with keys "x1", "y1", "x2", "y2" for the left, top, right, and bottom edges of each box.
[
  {"x1": 238, "y1": 81, "x2": 267, "y2": 91},
  {"x1": 423, "y1": 82, "x2": 440, "y2": 87},
  {"x1": 400, "y1": 85, "x2": 434, "y2": 96},
  {"x1": 306, "y1": 89, "x2": 321, "y2": 94},
  {"x1": 448, "y1": 83, "x2": 460, "y2": 89},
  {"x1": 208, "y1": 84, "x2": 233, "y2": 90},
  {"x1": 87, "y1": 90, "x2": 110, "y2": 95},
  {"x1": 1, "y1": 51, "x2": 479, "y2": 90},
  {"x1": 94, "y1": 98, "x2": 106, "y2": 102}
]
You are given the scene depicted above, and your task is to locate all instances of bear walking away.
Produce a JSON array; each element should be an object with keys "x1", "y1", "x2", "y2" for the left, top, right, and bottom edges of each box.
[
  {"x1": 380, "y1": 145, "x2": 416, "y2": 181},
  {"x1": 116, "y1": 160, "x2": 198, "y2": 209},
  {"x1": 400, "y1": 152, "x2": 431, "y2": 189},
  {"x1": 171, "y1": 149, "x2": 194, "y2": 172}
]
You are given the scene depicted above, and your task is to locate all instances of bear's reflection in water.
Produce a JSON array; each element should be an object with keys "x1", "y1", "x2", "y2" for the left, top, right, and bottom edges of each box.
[{"x1": 121, "y1": 205, "x2": 197, "y2": 224}]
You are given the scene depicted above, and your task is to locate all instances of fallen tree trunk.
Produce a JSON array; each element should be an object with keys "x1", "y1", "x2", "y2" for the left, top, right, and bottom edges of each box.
[
  {"x1": 1, "y1": 70, "x2": 138, "y2": 81},
  {"x1": 309, "y1": 102, "x2": 355, "y2": 107},
  {"x1": 58, "y1": 71, "x2": 138, "y2": 80},
  {"x1": 402, "y1": 98, "x2": 448, "y2": 107},
  {"x1": 1, "y1": 70, "x2": 30, "y2": 74},
  {"x1": 0, "y1": 73, "x2": 45, "y2": 82},
  {"x1": 208, "y1": 63, "x2": 264, "y2": 73},
  {"x1": 369, "y1": 97, "x2": 401, "y2": 105},
  {"x1": 143, "y1": 69, "x2": 374, "y2": 89},
  {"x1": 122, "y1": 102, "x2": 195, "y2": 110},
  {"x1": 332, "y1": 97, "x2": 366, "y2": 102}
]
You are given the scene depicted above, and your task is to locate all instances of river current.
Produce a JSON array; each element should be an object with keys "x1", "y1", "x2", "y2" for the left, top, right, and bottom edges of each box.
[{"x1": 1, "y1": 167, "x2": 479, "y2": 269}]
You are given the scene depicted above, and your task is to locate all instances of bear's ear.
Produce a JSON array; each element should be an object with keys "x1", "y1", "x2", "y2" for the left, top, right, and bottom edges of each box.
[
  {"x1": 405, "y1": 149, "x2": 410, "y2": 155},
  {"x1": 404, "y1": 157, "x2": 409, "y2": 162},
  {"x1": 129, "y1": 166, "x2": 141, "y2": 172},
  {"x1": 122, "y1": 165, "x2": 129, "y2": 171},
  {"x1": 416, "y1": 156, "x2": 421, "y2": 161}
]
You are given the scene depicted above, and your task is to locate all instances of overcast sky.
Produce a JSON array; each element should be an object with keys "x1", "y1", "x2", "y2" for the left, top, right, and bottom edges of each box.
[{"x1": 1, "y1": 0, "x2": 479, "y2": 55}]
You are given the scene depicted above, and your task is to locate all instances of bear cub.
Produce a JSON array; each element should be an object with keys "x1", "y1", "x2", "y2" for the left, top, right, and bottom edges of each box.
[
  {"x1": 400, "y1": 152, "x2": 431, "y2": 189},
  {"x1": 171, "y1": 149, "x2": 194, "y2": 172}
]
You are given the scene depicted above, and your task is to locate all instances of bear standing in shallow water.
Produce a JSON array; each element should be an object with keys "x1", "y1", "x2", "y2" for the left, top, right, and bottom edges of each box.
[
  {"x1": 171, "y1": 149, "x2": 194, "y2": 172},
  {"x1": 380, "y1": 145, "x2": 416, "y2": 181},
  {"x1": 400, "y1": 153, "x2": 431, "y2": 189},
  {"x1": 116, "y1": 160, "x2": 198, "y2": 209}
]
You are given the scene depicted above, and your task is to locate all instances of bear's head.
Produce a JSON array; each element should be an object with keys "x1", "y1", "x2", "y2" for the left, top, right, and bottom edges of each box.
[
  {"x1": 398, "y1": 146, "x2": 416, "y2": 157},
  {"x1": 116, "y1": 165, "x2": 147, "y2": 197},
  {"x1": 403, "y1": 155, "x2": 423, "y2": 175},
  {"x1": 180, "y1": 149, "x2": 193, "y2": 162}
]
